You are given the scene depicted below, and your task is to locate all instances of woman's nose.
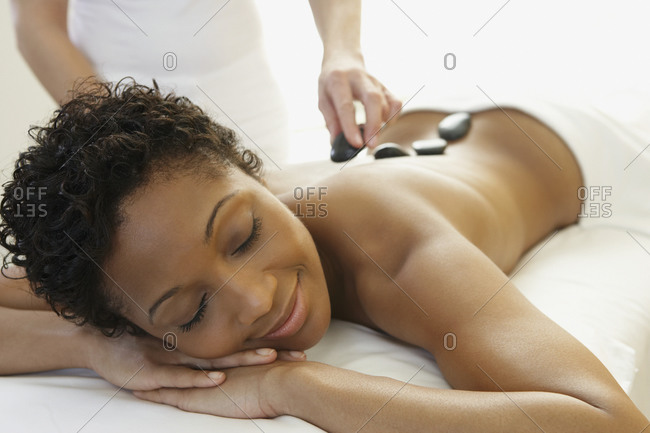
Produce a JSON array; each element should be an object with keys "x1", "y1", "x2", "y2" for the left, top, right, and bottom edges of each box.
[{"x1": 233, "y1": 273, "x2": 277, "y2": 325}]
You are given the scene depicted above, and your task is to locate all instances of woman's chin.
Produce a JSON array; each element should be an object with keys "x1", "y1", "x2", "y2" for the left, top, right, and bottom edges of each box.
[
  {"x1": 301, "y1": 313, "x2": 331, "y2": 351},
  {"x1": 286, "y1": 299, "x2": 331, "y2": 352}
]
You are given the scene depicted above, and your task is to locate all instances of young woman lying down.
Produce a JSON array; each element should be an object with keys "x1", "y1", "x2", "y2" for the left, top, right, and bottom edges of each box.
[{"x1": 0, "y1": 79, "x2": 646, "y2": 432}]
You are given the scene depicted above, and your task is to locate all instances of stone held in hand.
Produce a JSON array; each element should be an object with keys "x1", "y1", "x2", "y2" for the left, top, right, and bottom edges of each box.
[
  {"x1": 373, "y1": 143, "x2": 414, "y2": 159},
  {"x1": 330, "y1": 126, "x2": 365, "y2": 162}
]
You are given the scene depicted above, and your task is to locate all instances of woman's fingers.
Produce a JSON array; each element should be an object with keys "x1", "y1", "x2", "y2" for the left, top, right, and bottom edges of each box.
[
  {"x1": 193, "y1": 348, "x2": 306, "y2": 368},
  {"x1": 133, "y1": 387, "x2": 205, "y2": 412},
  {"x1": 181, "y1": 348, "x2": 278, "y2": 370},
  {"x1": 276, "y1": 350, "x2": 307, "y2": 361},
  {"x1": 133, "y1": 387, "x2": 250, "y2": 418},
  {"x1": 133, "y1": 388, "x2": 175, "y2": 405},
  {"x1": 145, "y1": 364, "x2": 225, "y2": 390},
  {"x1": 134, "y1": 363, "x2": 284, "y2": 419}
]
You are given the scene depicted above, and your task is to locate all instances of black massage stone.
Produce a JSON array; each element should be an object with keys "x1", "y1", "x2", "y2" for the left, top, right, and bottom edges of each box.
[
  {"x1": 330, "y1": 126, "x2": 364, "y2": 162},
  {"x1": 373, "y1": 143, "x2": 412, "y2": 159},
  {"x1": 329, "y1": 113, "x2": 470, "y2": 161},
  {"x1": 412, "y1": 138, "x2": 448, "y2": 155},
  {"x1": 438, "y1": 112, "x2": 471, "y2": 141}
]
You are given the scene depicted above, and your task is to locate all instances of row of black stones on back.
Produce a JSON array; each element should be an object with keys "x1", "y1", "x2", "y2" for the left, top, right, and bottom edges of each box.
[{"x1": 330, "y1": 112, "x2": 472, "y2": 162}]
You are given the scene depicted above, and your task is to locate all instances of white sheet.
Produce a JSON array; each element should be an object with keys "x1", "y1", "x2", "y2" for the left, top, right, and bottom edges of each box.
[{"x1": 2, "y1": 225, "x2": 649, "y2": 432}]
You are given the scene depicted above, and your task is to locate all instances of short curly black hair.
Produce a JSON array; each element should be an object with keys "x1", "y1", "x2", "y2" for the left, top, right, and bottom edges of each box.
[{"x1": 0, "y1": 78, "x2": 264, "y2": 336}]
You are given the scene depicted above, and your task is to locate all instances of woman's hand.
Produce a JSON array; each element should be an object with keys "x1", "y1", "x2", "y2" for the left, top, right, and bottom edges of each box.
[
  {"x1": 132, "y1": 360, "x2": 315, "y2": 419},
  {"x1": 84, "y1": 329, "x2": 305, "y2": 391},
  {"x1": 318, "y1": 54, "x2": 402, "y2": 149}
]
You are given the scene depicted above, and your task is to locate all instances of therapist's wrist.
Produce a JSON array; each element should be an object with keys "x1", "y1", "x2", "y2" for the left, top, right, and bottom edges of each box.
[{"x1": 322, "y1": 47, "x2": 364, "y2": 68}]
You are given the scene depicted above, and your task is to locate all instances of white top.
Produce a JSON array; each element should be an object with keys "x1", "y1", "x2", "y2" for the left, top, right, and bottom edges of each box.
[{"x1": 68, "y1": 0, "x2": 290, "y2": 169}]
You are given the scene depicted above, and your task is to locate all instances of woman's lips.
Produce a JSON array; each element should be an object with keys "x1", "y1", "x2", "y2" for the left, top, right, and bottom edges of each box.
[{"x1": 263, "y1": 274, "x2": 307, "y2": 340}]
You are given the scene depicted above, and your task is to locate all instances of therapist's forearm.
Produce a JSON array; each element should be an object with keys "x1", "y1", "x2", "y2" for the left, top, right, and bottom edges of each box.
[
  {"x1": 273, "y1": 362, "x2": 645, "y2": 433},
  {"x1": 12, "y1": 0, "x2": 98, "y2": 104},
  {"x1": 308, "y1": 0, "x2": 363, "y2": 62}
]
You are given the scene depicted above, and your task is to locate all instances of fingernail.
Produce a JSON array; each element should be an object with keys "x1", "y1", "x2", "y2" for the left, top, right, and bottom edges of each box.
[
  {"x1": 256, "y1": 348, "x2": 274, "y2": 356},
  {"x1": 289, "y1": 351, "x2": 306, "y2": 359},
  {"x1": 208, "y1": 371, "x2": 224, "y2": 381}
]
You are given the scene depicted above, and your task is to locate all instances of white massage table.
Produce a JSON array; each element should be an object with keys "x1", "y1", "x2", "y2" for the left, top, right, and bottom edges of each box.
[{"x1": 2, "y1": 222, "x2": 649, "y2": 432}]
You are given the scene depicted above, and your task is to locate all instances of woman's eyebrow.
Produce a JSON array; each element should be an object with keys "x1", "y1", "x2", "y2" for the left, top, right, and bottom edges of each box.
[
  {"x1": 148, "y1": 286, "x2": 180, "y2": 324},
  {"x1": 203, "y1": 190, "x2": 239, "y2": 245}
]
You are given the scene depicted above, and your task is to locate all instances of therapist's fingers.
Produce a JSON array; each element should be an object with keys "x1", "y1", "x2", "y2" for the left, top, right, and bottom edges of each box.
[
  {"x1": 359, "y1": 87, "x2": 389, "y2": 149},
  {"x1": 386, "y1": 88, "x2": 403, "y2": 116},
  {"x1": 317, "y1": 90, "x2": 343, "y2": 142},
  {"x1": 319, "y1": 74, "x2": 364, "y2": 148},
  {"x1": 357, "y1": 80, "x2": 404, "y2": 148}
]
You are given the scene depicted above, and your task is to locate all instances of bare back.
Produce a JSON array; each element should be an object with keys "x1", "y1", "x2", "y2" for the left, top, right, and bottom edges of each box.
[{"x1": 273, "y1": 107, "x2": 583, "y2": 274}]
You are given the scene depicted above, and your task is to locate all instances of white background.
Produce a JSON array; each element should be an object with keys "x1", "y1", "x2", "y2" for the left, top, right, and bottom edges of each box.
[{"x1": 2, "y1": 0, "x2": 650, "y2": 171}]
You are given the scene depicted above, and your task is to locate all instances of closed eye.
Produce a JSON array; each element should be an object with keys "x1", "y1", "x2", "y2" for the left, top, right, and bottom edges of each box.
[
  {"x1": 233, "y1": 216, "x2": 262, "y2": 255},
  {"x1": 179, "y1": 293, "x2": 207, "y2": 333}
]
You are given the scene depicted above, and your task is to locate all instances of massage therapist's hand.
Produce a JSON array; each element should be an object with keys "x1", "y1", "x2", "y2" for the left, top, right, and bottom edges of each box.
[
  {"x1": 319, "y1": 54, "x2": 402, "y2": 149},
  {"x1": 133, "y1": 360, "x2": 319, "y2": 419},
  {"x1": 84, "y1": 329, "x2": 306, "y2": 391}
]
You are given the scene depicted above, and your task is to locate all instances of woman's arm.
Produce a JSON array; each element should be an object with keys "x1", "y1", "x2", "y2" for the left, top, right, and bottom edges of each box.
[
  {"x1": 0, "y1": 266, "x2": 96, "y2": 372},
  {"x1": 344, "y1": 224, "x2": 648, "y2": 431},
  {"x1": 0, "y1": 304, "x2": 94, "y2": 374},
  {"x1": 0, "y1": 266, "x2": 50, "y2": 310},
  {"x1": 275, "y1": 361, "x2": 646, "y2": 433},
  {"x1": 135, "y1": 219, "x2": 648, "y2": 431},
  {"x1": 10, "y1": 0, "x2": 97, "y2": 104},
  {"x1": 134, "y1": 353, "x2": 646, "y2": 432}
]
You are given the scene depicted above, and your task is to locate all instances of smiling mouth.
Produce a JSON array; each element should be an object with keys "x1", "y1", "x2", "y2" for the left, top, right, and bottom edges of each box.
[{"x1": 262, "y1": 272, "x2": 307, "y2": 340}]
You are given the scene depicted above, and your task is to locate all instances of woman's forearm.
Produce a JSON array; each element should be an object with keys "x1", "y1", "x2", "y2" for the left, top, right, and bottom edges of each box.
[
  {"x1": 0, "y1": 266, "x2": 50, "y2": 310},
  {"x1": 308, "y1": 0, "x2": 363, "y2": 62},
  {"x1": 0, "y1": 305, "x2": 93, "y2": 374},
  {"x1": 11, "y1": 0, "x2": 97, "y2": 104},
  {"x1": 274, "y1": 362, "x2": 646, "y2": 433}
]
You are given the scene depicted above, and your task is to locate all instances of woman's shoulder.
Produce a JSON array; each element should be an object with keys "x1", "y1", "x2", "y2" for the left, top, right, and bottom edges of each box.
[{"x1": 291, "y1": 165, "x2": 450, "y2": 276}]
